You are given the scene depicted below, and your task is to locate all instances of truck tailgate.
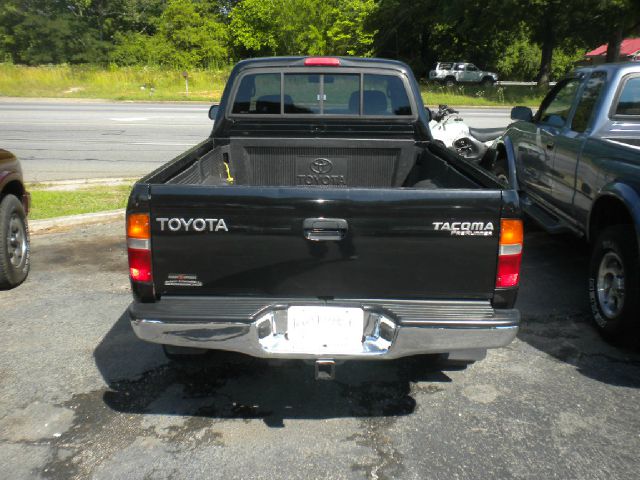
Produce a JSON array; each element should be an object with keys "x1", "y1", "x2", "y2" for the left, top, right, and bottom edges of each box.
[{"x1": 149, "y1": 185, "x2": 502, "y2": 299}]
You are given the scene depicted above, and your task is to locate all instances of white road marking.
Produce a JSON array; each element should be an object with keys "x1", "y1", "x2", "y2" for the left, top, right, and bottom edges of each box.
[{"x1": 110, "y1": 117, "x2": 150, "y2": 122}]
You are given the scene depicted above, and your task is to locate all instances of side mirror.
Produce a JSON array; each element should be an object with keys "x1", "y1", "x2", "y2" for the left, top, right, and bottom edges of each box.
[
  {"x1": 424, "y1": 106, "x2": 432, "y2": 122},
  {"x1": 511, "y1": 106, "x2": 533, "y2": 122},
  {"x1": 208, "y1": 104, "x2": 219, "y2": 121}
]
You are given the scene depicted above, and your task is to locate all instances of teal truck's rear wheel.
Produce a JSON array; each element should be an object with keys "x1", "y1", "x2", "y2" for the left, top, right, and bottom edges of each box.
[{"x1": 589, "y1": 225, "x2": 639, "y2": 340}]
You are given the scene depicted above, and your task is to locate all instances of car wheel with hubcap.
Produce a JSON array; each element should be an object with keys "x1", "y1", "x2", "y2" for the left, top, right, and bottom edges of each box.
[
  {"x1": 588, "y1": 225, "x2": 639, "y2": 340},
  {"x1": 0, "y1": 194, "x2": 30, "y2": 289}
]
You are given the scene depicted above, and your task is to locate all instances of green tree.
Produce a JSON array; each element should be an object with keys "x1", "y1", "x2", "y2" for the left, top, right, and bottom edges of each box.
[
  {"x1": 229, "y1": 0, "x2": 376, "y2": 57},
  {"x1": 590, "y1": 0, "x2": 640, "y2": 62},
  {"x1": 0, "y1": 0, "x2": 109, "y2": 64},
  {"x1": 111, "y1": 0, "x2": 230, "y2": 68}
]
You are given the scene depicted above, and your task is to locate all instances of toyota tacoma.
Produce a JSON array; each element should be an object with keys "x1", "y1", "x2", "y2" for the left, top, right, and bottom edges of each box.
[{"x1": 126, "y1": 57, "x2": 522, "y2": 378}]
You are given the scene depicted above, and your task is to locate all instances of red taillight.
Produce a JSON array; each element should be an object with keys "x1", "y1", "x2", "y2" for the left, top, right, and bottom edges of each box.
[
  {"x1": 496, "y1": 219, "x2": 523, "y2": 288},
  {"x1": 496, "y1": 254, "x2": 522, "y2": 288},
  {"x1": 127, "y1": 213, "x2": 152, "y2": 283},
  {"x1": 128, "y1": 249, "x2": 152, "y2": 282},
  {"x1": 304, "y1": 57, "x2": 340, "y2": 67}
]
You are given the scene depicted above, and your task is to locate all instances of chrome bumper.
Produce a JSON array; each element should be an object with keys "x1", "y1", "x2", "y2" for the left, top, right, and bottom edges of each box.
[{"x1": 129, "y1": 297, "x2": 519, "y2": 360}]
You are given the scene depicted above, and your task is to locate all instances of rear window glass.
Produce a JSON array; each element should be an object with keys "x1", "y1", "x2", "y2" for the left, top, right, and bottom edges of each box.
[
  {"x1": 284, "y1": 74, "x2": 320, "y2": 114},
  {"x1": 363, "y1": 74, "x2": 412, "y2": 115},
  {"x1": 231, "y1": 72, "x2": 412, "y2": 116},
  {"x1": 323, "y1": 74, "x2": 361, "y2": 114},
  {"x1": 231, "y1": 73, "x2": 280, "y2": 114},
  {"x1": 615, "y1": 76, "x2": 640, "y2": 116}
]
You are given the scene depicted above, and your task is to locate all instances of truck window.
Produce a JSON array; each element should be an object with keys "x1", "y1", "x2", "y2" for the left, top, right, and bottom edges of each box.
[
  {"x1": 323, "y1": 74, "x2": 360, "y2": 114},
  {"x1": 614, "y1": 76, "x2": 640, "y2": 116},
  {"x1": 232, "y1": 72, "x2": 412, "y2": 116},
  {"x1": 571, "y1": 71, "x2": 606, "y2": 133},
  {"x1": 284, "y1": 74, "x2": 320, "y2": 114},
  {"x1": 538, "y1": 78, "x2": 581, "y2": 127},
  {"x1": 363, "y1": 74, "x2": 412, "y2": 115},
  {"x1": 232, "y1": 73, "x2": 280, "y2": 114}
]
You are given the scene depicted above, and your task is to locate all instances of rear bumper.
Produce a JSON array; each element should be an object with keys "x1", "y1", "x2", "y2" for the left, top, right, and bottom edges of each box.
[{"x1": 129, "y1": 296, "x2": 519, "y2": 360}]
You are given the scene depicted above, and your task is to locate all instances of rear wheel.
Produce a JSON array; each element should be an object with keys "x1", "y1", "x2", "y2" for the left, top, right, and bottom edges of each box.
[
  {"x1": 443, "y1": 77, "x2": 456, "y2": 87},
  {"x1": 588, "y1": 225, "x2": 640, "y2": 340},
  {"x1": 481, "y1": 77, "x2": 495, "y2": 87},
  {"x1": 0, "y1": 194, "x2": 30, "y2": 289}
]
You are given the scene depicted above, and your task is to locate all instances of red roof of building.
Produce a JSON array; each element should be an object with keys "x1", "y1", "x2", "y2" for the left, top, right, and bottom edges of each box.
[{"x1": 586, "y1": 38, "x2": 640, "y2": 57}]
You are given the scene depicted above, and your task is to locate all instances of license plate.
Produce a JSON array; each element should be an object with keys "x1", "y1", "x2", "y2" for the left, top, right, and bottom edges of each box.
[{"x1": 287, "y1": 306, "x2": 364, "y2": 351}]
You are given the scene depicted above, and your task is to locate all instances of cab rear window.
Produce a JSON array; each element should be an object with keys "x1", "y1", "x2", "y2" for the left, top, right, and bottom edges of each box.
[
  {"x1": 230, "y1": 72, "x2": 412, "y2": 116},
  {"x1": 614, "y1": 76, "x2": 640, "y2": 116}
]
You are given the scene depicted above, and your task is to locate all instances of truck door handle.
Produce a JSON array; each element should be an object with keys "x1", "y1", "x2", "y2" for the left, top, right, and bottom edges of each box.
[{"x1": 303, "y1": 218, "x2": 348, "y2": 241}]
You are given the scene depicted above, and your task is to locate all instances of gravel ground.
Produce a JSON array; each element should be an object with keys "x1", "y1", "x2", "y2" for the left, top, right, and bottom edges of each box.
[{"x1": 0, "y1": 221, "x2": 638, "y2": 480}]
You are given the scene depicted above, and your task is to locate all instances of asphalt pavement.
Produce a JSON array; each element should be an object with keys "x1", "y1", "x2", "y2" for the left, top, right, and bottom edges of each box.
[
  {"x1": 0, "y1": 100, "x2": 512, "y2": 182},
  {"x1": 0, "y1": 221, "x2": 638, "y2": 479}
]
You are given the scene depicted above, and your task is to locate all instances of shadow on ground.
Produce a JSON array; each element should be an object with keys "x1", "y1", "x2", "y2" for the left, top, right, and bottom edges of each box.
[
  {"x1": 94, "y1": 311, "x2": 453, "y2": 427},
  {"x1": 517, "y1": 228, "x2": 640, "y2": 388}
]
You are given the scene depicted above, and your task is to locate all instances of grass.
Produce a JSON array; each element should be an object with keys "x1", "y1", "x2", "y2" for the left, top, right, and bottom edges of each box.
[
  {"x1": 421, "y1": 82, "x2": 545, "y2": 107},
  {"x1": 0, "y1": 63, "x2": 547, "y2": 106},
  {"x1": 28, "y1": 184, "x2": 132, "y2": 220},
  {"x1": 0, "y1": 63, "x2": 230, "y2": 101}
]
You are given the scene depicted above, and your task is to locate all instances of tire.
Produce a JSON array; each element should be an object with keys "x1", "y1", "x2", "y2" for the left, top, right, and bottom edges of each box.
[
  {"x1": 492, "y1": 156, "x2": 510, "y2": 186},
  {"x1": 162, "y1": 344, "x2": 208, "y2": 362},
  {"x1": 444, "y1": 77, "x2": 456, "y2": 87},
  {"x1": 481, "y1": 77, "x2": 495, "y2": 87},
  {"x1": 588, "y1": 225, "x2": 640, "y2": 340},
  {"x1": 0, "y1": 194, "x2": 30, "y2": 289}
]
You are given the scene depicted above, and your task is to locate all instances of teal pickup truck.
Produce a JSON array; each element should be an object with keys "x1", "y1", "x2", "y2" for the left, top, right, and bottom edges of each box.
[{"x1": 490, "y1": 62, "x2": 640, "y2": 340}]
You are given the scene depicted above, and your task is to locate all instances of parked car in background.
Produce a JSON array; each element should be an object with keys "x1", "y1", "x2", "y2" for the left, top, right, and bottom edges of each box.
[
  {"x1": 0, "y1": 149, "x2": 30, "y2": 289},
  {"x1": 488, "y1": 62, "x2": 640, "y2": 340},
  {"x1": 429, "y1": 62, "x2": 498, "y2": 87}
]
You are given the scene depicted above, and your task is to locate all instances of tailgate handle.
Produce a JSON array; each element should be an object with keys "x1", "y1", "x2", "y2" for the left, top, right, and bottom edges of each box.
[{"x1": 303, "y1": 218, "x2": 348, "y2": 241}]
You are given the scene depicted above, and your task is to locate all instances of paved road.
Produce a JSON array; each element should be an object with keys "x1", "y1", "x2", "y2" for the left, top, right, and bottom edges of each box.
[
  {"x1": 0, "y1": 100, "x2": 512, "y2": 182},
  {"x1": 0, "y1": 221, "x2": 638, "y2": 479}
]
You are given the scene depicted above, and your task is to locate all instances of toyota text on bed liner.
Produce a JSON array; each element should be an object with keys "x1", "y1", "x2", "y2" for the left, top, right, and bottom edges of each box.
[{"x1": 126, "y1": 56, "x2": 522, "y2": 378}]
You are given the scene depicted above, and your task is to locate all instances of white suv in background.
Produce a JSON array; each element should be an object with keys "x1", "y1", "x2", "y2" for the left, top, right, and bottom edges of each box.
[{"x1": 429, "y1": 62, "x2": 498, "y2": 87}]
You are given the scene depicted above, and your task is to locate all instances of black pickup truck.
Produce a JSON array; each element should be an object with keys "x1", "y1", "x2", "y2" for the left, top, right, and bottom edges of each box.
[
  {"x1": 491, "y1": 62, "x2": 640, "y2": 340},
  {"x1": 126, "y1": 57, "x2": 522, "y2": 377}
]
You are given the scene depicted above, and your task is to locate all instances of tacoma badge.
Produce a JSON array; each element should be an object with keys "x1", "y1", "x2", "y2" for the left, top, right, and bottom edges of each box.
[{"x1": 433, "y1": 221, "x2": 494, "y2": 236}]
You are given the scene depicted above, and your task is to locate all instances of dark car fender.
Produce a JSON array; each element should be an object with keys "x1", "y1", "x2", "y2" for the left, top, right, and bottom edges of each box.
[
  {"x1": 0, "y1": 149, "x2": 29, "y2": 214},
  {"x1": 588, "y1": 182, "x2": 640, "y2": 246}
]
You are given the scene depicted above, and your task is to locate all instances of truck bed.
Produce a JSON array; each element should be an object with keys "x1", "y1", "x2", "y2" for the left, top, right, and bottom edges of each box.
[{"x1": 142, "y1": 136, "x2": 501, "y2": 191}]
